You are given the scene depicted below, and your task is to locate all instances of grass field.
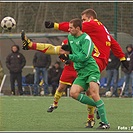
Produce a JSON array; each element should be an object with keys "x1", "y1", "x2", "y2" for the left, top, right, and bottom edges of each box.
[{"x1": 0, "y1": 95, "x2": 132, "y2": 132}]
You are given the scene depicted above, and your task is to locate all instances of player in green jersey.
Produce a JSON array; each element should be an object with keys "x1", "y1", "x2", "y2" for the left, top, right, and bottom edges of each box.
[{"x1": 59, "y1": 18, "x2": 110, "y2": 129}]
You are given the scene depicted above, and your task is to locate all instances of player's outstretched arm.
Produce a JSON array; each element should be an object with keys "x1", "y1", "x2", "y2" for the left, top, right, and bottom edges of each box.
[
  {"x1": 110, "y1": 36, "x2": 125, "y2": 60},
  {"x1": 110, "y1": 36, "x2": 129, "y2": 70},
  {"x1": 21, "y1": 30, "x2": 61, "y2": 55},
  {"x1": 45, "y1": 21, "x2": 69, "y2": 32}
]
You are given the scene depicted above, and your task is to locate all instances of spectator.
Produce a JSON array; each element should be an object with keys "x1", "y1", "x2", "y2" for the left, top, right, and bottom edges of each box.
[
  {"x1": 104, "y1": 51, "x2": 121, "y2": 97},
  {"x1": 6, "y1": 44, "x2": 26, "y2": 95},
  {"x1": 48, "y1": 61, "x2": 63, "y2": 95},
  {"x1": 33, "y1": 51, "x2": 51, "y2": 96},
  {"x1": 121, "y1": 44, "x2": 133, "y2": 97}
]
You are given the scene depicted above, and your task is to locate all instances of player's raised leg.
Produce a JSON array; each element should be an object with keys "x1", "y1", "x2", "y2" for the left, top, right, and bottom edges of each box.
[{"x1": 21, "y1": 30, "x2": 61, "y2": 54}]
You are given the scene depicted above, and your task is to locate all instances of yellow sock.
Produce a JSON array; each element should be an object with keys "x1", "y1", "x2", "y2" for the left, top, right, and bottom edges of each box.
[
  {"x1": 87, "y1": 96, "x2": 96, "y2": 121},
  {"x1": 87, "y1": 105, "x2": 96, "y2": 121},
  {"x1": 53, "y1": 90, "x2": 63, "y2": 106},
  {"x1": 30, "y1": 42, "x2": 61, "y2": 55}
]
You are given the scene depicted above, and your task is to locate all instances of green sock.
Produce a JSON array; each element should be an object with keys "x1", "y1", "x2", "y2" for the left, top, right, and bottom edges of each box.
[
  {"x1": 77, "y1": 94, "x2": 96, "y2": 106},
  {"x1": 95, "y1": 99, "x2": 108, "y2": 124}
]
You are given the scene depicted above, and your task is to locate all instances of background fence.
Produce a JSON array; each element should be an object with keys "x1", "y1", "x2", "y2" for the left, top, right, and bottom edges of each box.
[
  {"x1": 0, "y1": 2, "x2": 133, "y2": 94},
  {"x1": 0, "y1": 2, "x2": 133, "y2": 36}
]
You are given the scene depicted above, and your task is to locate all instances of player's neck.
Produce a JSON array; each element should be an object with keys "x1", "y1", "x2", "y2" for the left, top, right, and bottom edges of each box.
[{"x1": 75, "y1": 31, "x2": 83, "y2": 37}]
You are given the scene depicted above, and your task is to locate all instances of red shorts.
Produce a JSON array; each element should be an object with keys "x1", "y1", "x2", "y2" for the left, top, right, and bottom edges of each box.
[
  {"x1": 94, "y1": 57, "x2": 107, "y2": 72},
  {"x1": 59, "y1": 57, "x2": 106, "y2": 85},
  {"x1": 60, "y1": 65, "x2": 77, "y2": 85}
]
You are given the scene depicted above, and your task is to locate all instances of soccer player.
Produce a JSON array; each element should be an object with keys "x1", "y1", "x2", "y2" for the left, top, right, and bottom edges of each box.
[
  {"x1": 44, "y1": 8, "x2": 128, "y2": 127},
  {"x1": 59, "y1": 18, "x2": 110, "y2": 129}
]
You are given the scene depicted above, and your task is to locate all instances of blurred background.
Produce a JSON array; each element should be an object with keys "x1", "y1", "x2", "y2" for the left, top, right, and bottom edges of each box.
[{"x1": 0, "y1": 2, "x2": 133, "y2": 94}]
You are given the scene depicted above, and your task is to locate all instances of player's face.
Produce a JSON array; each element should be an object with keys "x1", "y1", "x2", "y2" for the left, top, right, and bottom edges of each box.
[
  {"x1": 68, "y1": 23, "x2": 78, "y2": 36},
  {"x1": 81, "y1": 14, "x2": 91, "y2": 22}
]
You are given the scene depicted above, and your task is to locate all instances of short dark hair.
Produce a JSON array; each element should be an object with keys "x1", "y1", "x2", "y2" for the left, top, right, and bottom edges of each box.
[
  {"x1": 69, "y1": 18, "x2": 82, "y2": 30},
  {"x1": 81, "y1": 9, "x2": 97, "y2": 19}
]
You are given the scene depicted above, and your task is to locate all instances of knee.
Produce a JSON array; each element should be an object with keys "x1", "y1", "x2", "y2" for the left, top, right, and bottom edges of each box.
[
  {"x1": 70, "y1": 90, "x2": 78, "y2": 99},
  {"x1": 70, "y1": 90, "x2": 74, "y2": 97},
  {"x1": 89, "y1": 89, "x2": 98, "y2": 98},
  {"x1": 57, "y1": 85, "x2": 66, "y2": 92},
  {"x1": 56, "y1": 87, "x2": 63, "y2": 93}
]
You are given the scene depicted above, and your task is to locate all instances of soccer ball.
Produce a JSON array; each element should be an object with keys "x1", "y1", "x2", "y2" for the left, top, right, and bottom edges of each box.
[
  {"x1": 105, "y1": 91, "x2": 112, "y2": 97},
  {"x1": 1, "y1": 16, "x2": 16, "y2": 31}
]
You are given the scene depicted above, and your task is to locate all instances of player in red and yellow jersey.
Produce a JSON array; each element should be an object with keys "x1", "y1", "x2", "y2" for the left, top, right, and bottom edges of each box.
[
  {"x1": 44, "y1": 9, "x2": 128, "y2": 128},
  {"x1": 45, "y1": 13, "x2": 126, "y2": 72}
]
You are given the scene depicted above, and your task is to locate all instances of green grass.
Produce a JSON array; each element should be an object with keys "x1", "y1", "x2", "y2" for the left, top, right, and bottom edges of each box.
[{"x1": 0, "y1": 96, "x2": 132, "y2": 132}]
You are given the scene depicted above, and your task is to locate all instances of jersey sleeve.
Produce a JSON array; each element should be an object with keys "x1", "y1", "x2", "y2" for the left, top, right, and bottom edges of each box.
[
  {"x1": 55, "y1": 22, "x2": 69, "y2": 32},
  {"x1": 57, "y1": 21, "x2": 94, "y2": 34},
  {"x1": 110, "y1": 36, "x2": 126, "y2": 61}
]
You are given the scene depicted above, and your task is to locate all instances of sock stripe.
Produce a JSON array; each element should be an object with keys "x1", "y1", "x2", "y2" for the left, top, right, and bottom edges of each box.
[
  {"x1": 79, "y1": 94, "x2": 83, "y2": 102},
  {"x1": 96, "y1": 102, "x2": 104, "y2": 108},
  {"x1": 32, "y1": 42, "x2": 37, "y2": 49}
]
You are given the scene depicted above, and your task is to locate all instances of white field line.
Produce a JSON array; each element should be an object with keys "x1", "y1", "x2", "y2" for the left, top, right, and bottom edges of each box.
[{"x1": 0, "y1": 96, "x2": 70, "y2": 101}]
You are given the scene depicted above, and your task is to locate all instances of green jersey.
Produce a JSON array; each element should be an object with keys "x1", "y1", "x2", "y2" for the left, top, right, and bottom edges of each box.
[
  {"x1": 68, "y1": 32, "x2": 100, "y2": 90},
  {"x1": 68, "y1": 33, "x2": 98, "y2": 71}
]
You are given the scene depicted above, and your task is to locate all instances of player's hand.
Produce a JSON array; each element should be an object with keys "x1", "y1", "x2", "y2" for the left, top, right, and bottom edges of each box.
[
  {"x1": 121, "y1": 60, "x2": 129, "y2": 70},
  {"x1": 59, "y1": 54, "x2": 69, "y2": 61},
  {"x1": 61, "y1": 45, "x2": 70, "y2": 51},
  {"x1": 45, "y1": 21, "x2": 54, "y2": 28}
]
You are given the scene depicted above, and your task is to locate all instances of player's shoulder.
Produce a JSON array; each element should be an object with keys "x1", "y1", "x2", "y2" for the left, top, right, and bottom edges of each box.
[
  {"x1": 82, "y1": 19, "x2": 101, "y2": 28},
  {"x1": 91, "y1": 19, "x2": 104, "y2": 26},
  {"x1": 83, "y1": 32, "x2": 91, "y2": 39}
]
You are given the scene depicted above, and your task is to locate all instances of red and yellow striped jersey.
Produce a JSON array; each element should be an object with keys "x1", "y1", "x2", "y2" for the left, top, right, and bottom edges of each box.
[{"x1": 57, "y1": 20, "x2": 125, "y2": 66}]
